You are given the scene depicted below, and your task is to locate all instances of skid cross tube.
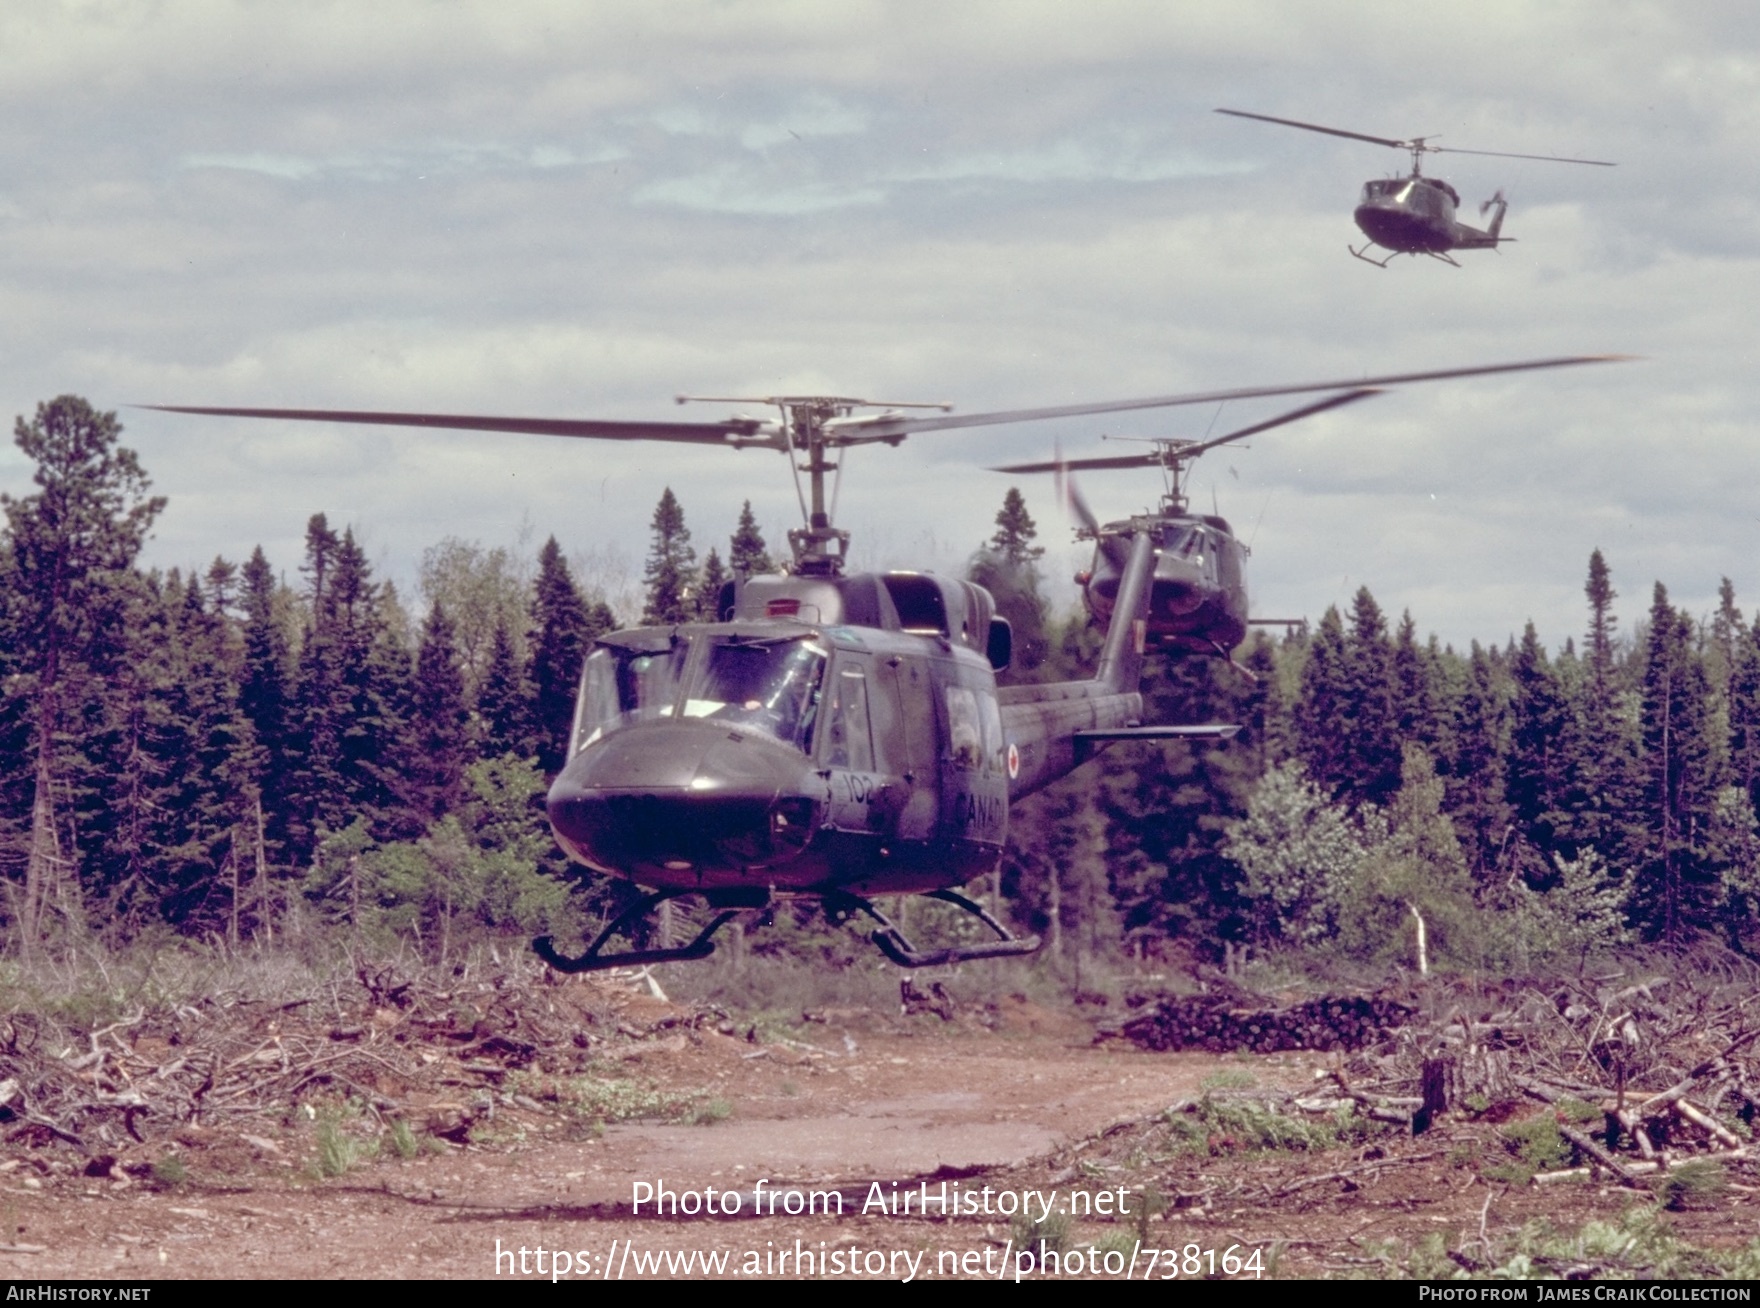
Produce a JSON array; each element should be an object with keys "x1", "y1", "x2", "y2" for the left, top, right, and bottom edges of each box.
[{"x1": 533, "y1": 888, "x2": 766, "y2": 974}]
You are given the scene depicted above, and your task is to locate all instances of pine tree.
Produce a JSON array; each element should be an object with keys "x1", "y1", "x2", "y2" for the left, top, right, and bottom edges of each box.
[
  {"x1": 2, "y1": 396, "x2": 165, "y2": 950},
  {"x1": 729, "y1": 501, "x2": 773, "y2": 578},
  {"x1": 642, "y1": 488, "x2": 696, "y2": 625}
]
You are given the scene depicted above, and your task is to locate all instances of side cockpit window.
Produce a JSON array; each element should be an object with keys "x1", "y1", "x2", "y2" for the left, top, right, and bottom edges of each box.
[{"x1": 824, "y1": 669, "x2": 875, "y2": 772}]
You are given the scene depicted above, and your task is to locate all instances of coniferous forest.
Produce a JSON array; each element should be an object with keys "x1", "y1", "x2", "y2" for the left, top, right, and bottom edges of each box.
[{"x1": 5, "y1": 395, "x2": 1759, "y2": 971}]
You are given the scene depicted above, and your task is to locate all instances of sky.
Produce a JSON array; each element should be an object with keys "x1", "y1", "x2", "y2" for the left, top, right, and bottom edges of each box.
[{"x1": 2, "y1": 1, "x2": 1756, "y2": 652}]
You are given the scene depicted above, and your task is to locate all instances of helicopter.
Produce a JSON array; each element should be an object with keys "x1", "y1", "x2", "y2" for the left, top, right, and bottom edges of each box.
[
  {"x1": 1215, "y1": 108, "x2": 1615, "y2": 268},
  {"x1": 991, "y1": 388, "x2": 1382, "y2": 665},
  {"x1": 149, "y1": 355, "x2": 1615, "y2": 971}
]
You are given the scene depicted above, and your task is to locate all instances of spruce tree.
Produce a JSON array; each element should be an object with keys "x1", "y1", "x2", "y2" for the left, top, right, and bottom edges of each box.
[
  {"x1": 1711, "y1": 577, "x2": 1744, "y2": 690},
  {"x1": 729, "y1": 500, "x2": 773, "y2": 577},
  {"x1": 2, "y1": 397, "x2": 164, "y2": 949},
  {"x1": 1101, "y1": 641, "x2": 1270, "y2": 950},
  {"x1": 238, "y1": 547, "x2": 292, "y2": 860},
  {"x1": 1448, "y1": 641, "x2": 1514, "y2": 881},
  {"x1": 1507, "y1": 621, "x2": 1571, "y2": 874},
  {"x1": 968, "y1": 488, "x2": 1050, "y2": 682},
  {"x1": 528, "y1": 537, "x2": 608, "y2": 775},
  {"x1": 698, "y1": 547, "x2": 729, "y2": 621},
  {"x1": 1632, "y1": 583, "x2": 1727, "y2": 940},
  {"x1": 1393, "y1": 611, "x2": 1445, "y2": 758},
  {"x1": 1344, "y1": 587, "x2": 1401, "y2": 804},
  {"x1": 1295, "y1": 605, "x2": 1353, "y2": 797},
  {"x1": 284, "y1": 526, "x2": 407, "y2": 859},
  {"x1": 403, "y1": 601, "x2": 469, "y2": 822},
  {"x1": 641, "y1": 488, "x2": 696, "y2": 625},
  {"x1": 1585, "y1": 548, "x2": 1618, "y2": 689},
  {"x1": 476, "y1": 618, "x2": 535, "y2": 761},
  {"x1": 988, "y1": 487, "x2": 1045, "y2": 567},
  {"x1": 1730, "y1": 620, "x2": 1760, "y2": 812}
]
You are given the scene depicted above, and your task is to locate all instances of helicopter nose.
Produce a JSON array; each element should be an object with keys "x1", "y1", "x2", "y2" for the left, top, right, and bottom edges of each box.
[
  {"x1": 546, "y1": 720, "x2": 817, "y2": 880},
  {"x1": 1152, "y1": 556, "x2": 1207, "y2": 616}
]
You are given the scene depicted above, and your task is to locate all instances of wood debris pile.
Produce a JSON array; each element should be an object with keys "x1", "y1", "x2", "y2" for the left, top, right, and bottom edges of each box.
[
  {"x1": 0, "y1": 962, "x2": 734, "y2": 1177},
  {"x1": 1106, "y1": 962, "x2": 1760, "y2": 1188}
]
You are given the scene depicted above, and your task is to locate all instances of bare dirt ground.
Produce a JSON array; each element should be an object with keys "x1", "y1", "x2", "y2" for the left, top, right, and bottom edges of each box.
[{"x1": 3, "y1": 968, "x2": 1758, "y2": 1280}]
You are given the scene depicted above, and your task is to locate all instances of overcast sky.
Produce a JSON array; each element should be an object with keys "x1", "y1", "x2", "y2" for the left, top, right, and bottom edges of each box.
[{"x1": 2, "y1": 1, "x2": 1755, "y2": 652}]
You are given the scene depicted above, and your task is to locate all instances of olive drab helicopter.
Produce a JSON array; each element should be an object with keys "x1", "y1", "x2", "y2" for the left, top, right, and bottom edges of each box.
[
  {"x1": 149, "y1": 355, "x2": 1614, "y2": 971},
  {"x1": 990, "y1": 389, "x2": 1383, "y2": 667},
  {"x1": 1215, "y1": 109, "x2": 1616, "y2": 268}
]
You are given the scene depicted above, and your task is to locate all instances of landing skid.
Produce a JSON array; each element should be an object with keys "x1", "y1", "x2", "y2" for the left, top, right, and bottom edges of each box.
[
  {"x1": 1210, "y1": 639, "x2": 1261, "y2": 683},
  {"x1": 1348, "y1": 243, "x2": 1461, "y2": 268},
  {"x1": 833, "y1": 889, "x2": 1043, "y2": 968},
  {"x1": 533, "y1": 885, "x2": 1042, "y2": 973}
]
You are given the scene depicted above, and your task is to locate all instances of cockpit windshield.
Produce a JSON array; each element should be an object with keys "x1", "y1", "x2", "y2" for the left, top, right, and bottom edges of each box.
[
  {"x1": 572, "y1": 632, "x2": 829, "y2": 756},
  {"x1": 682, "y1": 636, "x2": 827, "y2": 750},
  {"x1": 573, "y1": 637, "x2": 692, "y2": 755}
]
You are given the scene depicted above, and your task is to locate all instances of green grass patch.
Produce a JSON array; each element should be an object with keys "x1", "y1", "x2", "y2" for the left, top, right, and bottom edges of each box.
[
  {"x1": 387, "y1": 1118, "x2": 422, "y2": 1160},
  {"x1": 507, "y1": 1069, "x2": 686, "y2": 1128},
  {"x1": 1653, "y1": 1159, "x2": 1728, "y2": 1212},
  {"x1": 1369, "y1": 1206, "x2": 1760, "y2": 1280},
  {"x1": 1010, "y1": 1208, "x2": 1071, "y2": 1255},
  {"x1": 684, "y1": 1097, "x2": 733, "y2": 1126},
  {"x1": 1161, "y1": 1094, "x2": 1390, "y2": 1156}
]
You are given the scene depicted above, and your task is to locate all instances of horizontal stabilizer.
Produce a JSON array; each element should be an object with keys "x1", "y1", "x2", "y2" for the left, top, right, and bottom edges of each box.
[{"x1": 1075, "y1": 724, "x2": 1240, "y2": 743}]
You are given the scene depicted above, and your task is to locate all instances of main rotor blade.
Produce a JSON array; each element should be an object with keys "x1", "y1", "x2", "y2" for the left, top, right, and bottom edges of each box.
[
  {"x1": 1179, "y1": 387, "x2": 1381, "y2": 459},
  {"x1": 139, "y1": 404, "x2": 779, "y2": 447},
  {"x1": 1215, "y1": 108, "x2": 1408, "y2": 150},
  {"x1": 992, "y1": 452, "x2": 1161, "y2": 474},
  {"x1": 839, "y1": 356, "x2": 1624, "y2": 445},
  {"x1": 990, "y1": 389, "x2": 1378, "y2": 475},
  {"x1": 1430, "y1": 145, "x2": 1616, "y2": 167}
]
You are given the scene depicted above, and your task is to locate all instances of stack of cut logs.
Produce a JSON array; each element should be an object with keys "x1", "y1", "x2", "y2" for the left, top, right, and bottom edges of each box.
[{"x1": 1113, "y1": 994, "x2": 1417, "y2": 1054}]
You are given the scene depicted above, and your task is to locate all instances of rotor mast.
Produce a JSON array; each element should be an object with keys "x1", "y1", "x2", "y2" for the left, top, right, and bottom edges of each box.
[
  {"x1": 783, "y1": 399, "x2": 852, "y2": 577},
  {"x1": 675, "y1": 393, "x2": 955, "y2": 577}
]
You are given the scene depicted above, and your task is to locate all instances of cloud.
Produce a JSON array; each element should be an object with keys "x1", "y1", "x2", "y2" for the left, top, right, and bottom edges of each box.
[{"x1": 0, "y1": 0, "x2": 1756, "y2": 653}]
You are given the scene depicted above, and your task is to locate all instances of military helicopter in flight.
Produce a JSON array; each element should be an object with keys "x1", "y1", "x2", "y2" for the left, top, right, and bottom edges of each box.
[
  {"x1": 991, "y1": 389, "x2": 1380, "y2": 665},
  {"x1": 150, "y1": 355, "x2": 1614, "y2": 970},
  {"x1": 1215, "y1": 109, "x2": 1615, "y2": 267}
]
